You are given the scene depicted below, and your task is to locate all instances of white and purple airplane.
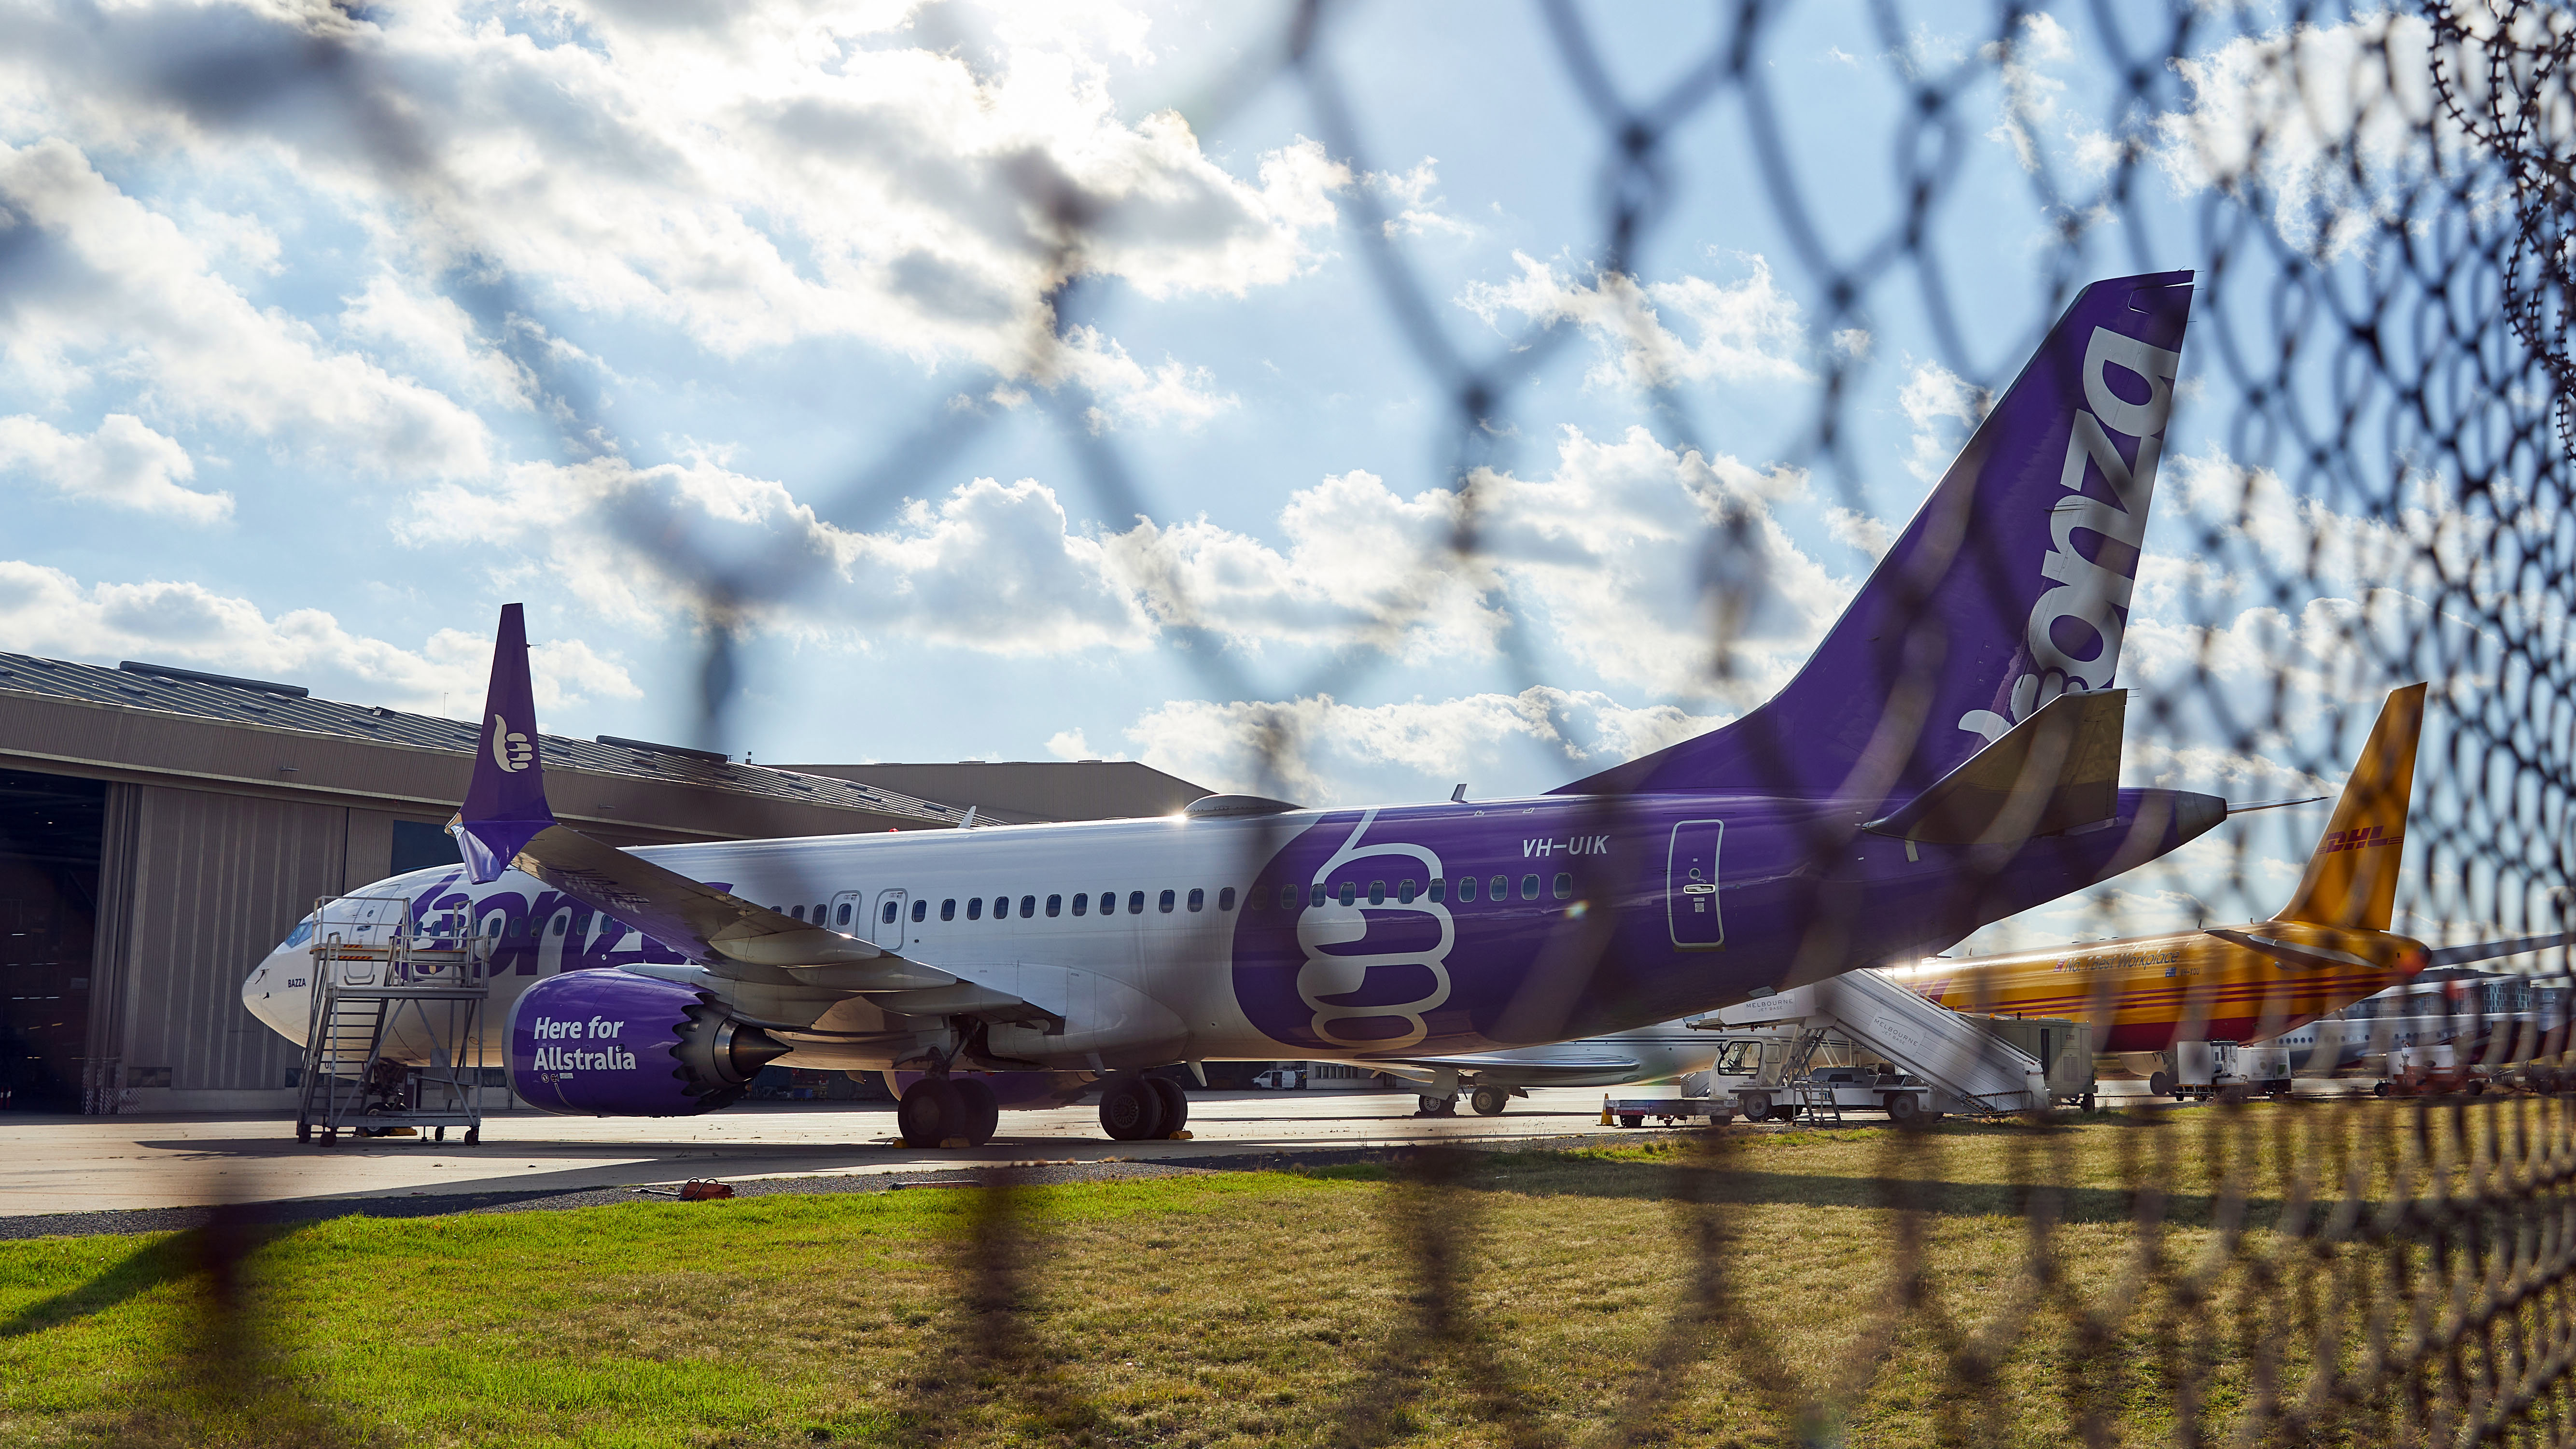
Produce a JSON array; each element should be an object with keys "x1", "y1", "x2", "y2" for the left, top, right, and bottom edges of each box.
[{"x1": 246, "y1": 271, "x2": 2227, "y2": 1146}]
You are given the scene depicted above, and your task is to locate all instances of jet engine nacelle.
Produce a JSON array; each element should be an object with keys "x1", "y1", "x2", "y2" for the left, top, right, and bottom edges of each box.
[{"x1": 508, "y1": 969, "x2": 786, "y2": 1116}]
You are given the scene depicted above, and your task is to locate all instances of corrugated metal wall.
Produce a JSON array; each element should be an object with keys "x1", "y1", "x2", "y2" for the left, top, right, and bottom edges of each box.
[
  {"x1": 83, "y1": 783, "x2": 142, "y2": 1108},
  {"x1": 116, "y1": 787, "x2": 347, "y2": 1093}
]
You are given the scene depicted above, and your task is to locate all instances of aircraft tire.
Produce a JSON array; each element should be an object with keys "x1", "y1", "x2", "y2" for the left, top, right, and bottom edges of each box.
[
  {"x1": 1098, "y1": 1075, "x2": 1167, "y2": 1141},
  {"x1": 1470, "y1": 1086, "x2": 1510, "y2": 1116},
  {"x1": 899, "y1": 1077, "x2": 962, "y2": 1147},
  {"x1": 1146, "y1": 1076, "x2": 1189, "y2": 1134},
  {"x1": 952, "y1": 1078, "x2": 1000, "y2": 1147}
]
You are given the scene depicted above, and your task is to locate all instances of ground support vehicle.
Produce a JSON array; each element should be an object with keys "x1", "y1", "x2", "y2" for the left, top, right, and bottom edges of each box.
[
  {"x1": 2376, "y1": 1043, "x2": 2490, "y2": 1097},
  {"x1": 2152, "y1": 1041, "x2": 2293, "y2": 1101},
  {"x1": 1605, "y1": 1094, "x2": 1738, "y2": 1128}
]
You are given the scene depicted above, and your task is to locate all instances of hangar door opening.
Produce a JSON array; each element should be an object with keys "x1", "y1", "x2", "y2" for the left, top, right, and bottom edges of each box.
[{"x1": 0, "y1": 768, "x2": 102, "y2": 1110}]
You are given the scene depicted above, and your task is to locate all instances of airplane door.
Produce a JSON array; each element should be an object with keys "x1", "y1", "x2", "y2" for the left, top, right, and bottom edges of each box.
[
  {"x1": 1666, "y1": 819, "x2": 1724, "y2": 950},
  {"x1": 827, "y1": 889, "x2": 866, "y2": 934},
  {"x1": 872, "y1": 889, "x2": 908, "y2": 948}
]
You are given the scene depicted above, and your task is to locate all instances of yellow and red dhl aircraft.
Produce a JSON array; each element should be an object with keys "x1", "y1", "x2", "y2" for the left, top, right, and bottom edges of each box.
[{"x1": 1883, "y1": 683, "x2": 2567, "y2": 1062}]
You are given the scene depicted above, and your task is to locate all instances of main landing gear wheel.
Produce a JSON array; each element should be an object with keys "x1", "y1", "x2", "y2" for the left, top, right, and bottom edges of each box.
[
  {"x1": 898, "y1": 1077, "x2": 963, "y2": 1147},
  {"x1": 1098, "y1": 1075, "x2": 1167, "y2": 1141},
  {"x1": 952, "y1": 1077, "x2": 1001, "y2": 1147},
  {"x1": 1470, "y1": 1086, "x2": 1510, "y2": 1116},
  {"x1": 1416, "y1": 1094, "x2": 1458, "y2": 1117},
  {"x1": 1144, "y1": 1076, "x2": 1189, "y2": 1135}
]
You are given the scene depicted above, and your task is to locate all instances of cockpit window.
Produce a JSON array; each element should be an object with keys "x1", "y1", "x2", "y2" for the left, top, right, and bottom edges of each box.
[{"x1": 283, "y1": 915, "x2": 318, "y2": 948}]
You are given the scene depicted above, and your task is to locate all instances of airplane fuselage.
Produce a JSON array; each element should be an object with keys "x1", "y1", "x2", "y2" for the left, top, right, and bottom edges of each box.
[
  {"x1": 1883, "y1": 919, "x2": 2427, "y2": 1054},
  {"x1": 246, "y1": 788, "x2": 2213, "y2": 1074}
]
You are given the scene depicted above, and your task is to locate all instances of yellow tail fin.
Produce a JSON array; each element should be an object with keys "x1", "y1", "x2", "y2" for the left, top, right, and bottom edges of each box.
[{"x1": 2276, "y1": 682, "x2": 2426, "y2": 930}]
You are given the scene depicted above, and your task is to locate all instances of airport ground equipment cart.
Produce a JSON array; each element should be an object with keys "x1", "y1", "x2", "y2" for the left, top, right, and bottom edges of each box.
[
  {"x1": 295, "y1": 893, "x2": 494, "y2": 1145},
  {"x1": 1606, "y1": 1095, "x2": 1737, "y2": 1128},
  {"x1": 2154, "y1": 1041, "x2": 2292, "y2": 1101}
]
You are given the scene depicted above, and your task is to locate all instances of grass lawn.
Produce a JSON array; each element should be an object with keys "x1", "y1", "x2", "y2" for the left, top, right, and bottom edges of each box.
[{"x1": 0, "y1": 1099, "x2": 2549, "y2": 1447}]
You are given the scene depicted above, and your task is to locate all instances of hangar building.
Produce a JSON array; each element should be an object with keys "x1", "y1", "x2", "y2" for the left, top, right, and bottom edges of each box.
[{"x1": 0, "y1": 652, "x2": 1205, "y2": 1113}]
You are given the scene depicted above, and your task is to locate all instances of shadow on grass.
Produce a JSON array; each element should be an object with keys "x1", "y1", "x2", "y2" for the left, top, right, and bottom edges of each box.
[{"x1": 8, "y1": 1204, "x2": 392, "y2": 1448}]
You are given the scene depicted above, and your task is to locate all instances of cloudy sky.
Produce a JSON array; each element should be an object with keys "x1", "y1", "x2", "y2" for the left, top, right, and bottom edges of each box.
[{"x1": 0, "y1": 1, "x2": 2538, "y2": 945}]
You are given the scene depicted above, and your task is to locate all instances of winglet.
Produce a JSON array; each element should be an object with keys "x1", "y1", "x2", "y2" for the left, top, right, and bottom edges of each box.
[
  {"x1": 454, "y1": 603, "x2": 556, "y2": 884},
  {"x1": 2275, "y1": 682, "x2": 2426, "y2": 930}
]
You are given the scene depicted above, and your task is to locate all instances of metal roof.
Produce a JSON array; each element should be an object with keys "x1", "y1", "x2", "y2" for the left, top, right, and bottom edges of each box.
[{"x1": 0, "y1": 652, "x2": 971, "y2": 829}]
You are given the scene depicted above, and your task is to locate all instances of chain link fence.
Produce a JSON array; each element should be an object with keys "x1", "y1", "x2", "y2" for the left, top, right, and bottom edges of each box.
[{"x1": 11, "y1": 0, "x2": 2576, "y2": 1442}]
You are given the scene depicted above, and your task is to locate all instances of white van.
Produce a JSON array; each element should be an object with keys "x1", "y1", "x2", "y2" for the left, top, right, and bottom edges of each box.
[{"x1": 1249, "y1": 1067, "x2": 1307, "y2": 1090}]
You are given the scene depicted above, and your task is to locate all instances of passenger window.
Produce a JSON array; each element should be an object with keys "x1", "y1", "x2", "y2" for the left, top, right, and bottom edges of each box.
[
  {"x1": 1337, "y1": 882, "x2": 1357, "y2": 906},
  {"x1": 1552, "y1": 873, "x2": 1572, "y2": 900},
  {"x1": 1519, "y1": 874, "x2": 1539, "y2": 900},
  {"x1": 1397, "y1": 880, "x2": 1416, "y2": 903},
  {"x1": 1280, "y1": 885, "x2": 1299, "y2": 910},
  {"x1": 1046, "y1": 894, "x2": 1063, "y2": 917},
  {"x1": 1159, "y1": 889, "x2": 1176, "y2": 914},
  {"x1": 1456, "y1": 877, "x2": 1476, "y2": 901},
  {"x1": 1490, "y1": 875, "x2": 1507, "y2": 900},
  {"x1": 836, "y1": 902, "x2": 853, "y2": 926},
  {"x1": 882, "y1": 901, "x2": 899, "y2": 924},
  {"x1": 1218, "y1": 887, "x2": 1236, "y2": 912},
  {"x1": 1187, "y1": 887, "x2": 1204, "y2": 912},
  {"x1": 967, "y1": 897, "x2": 983, "y2": 921},
  {"x1": 1367, "y1": 881, "x2": 1386, "y2": 905},
  {"x1": 911, "y1": 899, "x2": 927, "y2": 923},
  {"x1": 1129, "y1": 890, "x2": 1145, "y2": 914},
  {"x1": 940, "y1": 899, "x2": 957, "y2": 921},
  {"x1": 1309, "y1": 884, "x2": 1326, "y2": 908},
  {"x1": 1099, "y1": 890, "x2": 1117, "y2": 916},
  {"x1": 812, "y1": 903, "x2": 825, "y2": 922},
  {"x1": 1072, "y1": 893, "x2": 1089, "y2": 916},
  {"x1": 1429, "y1": 878, "x2": 1446, "y2": 902},
  {"x1": 1020, "y1": 895, "x2": 1036, "y2": 919},
  {"x1": 791, "y1": 905, "x2": 806, "y2": 921},
  {"x1": 551, "y1": 914, "x2": 568, "y2": 936}
]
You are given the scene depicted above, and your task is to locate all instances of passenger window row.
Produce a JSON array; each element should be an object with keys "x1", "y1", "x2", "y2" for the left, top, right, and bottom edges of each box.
[
  {"x1": 778, "y1": 887, "x2": 1243, "y2": 926},
  {"x1": 1254, "y1": 873, "x2": 1571, "y2": 908},
  {"x1": 769, "y1": 872, "x2": 1576, "y2": 927}
]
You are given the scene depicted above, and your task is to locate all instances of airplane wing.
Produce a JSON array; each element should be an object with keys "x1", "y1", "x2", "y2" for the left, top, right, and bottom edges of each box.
[
  {"x1": 1380, "y1": 1052, "x2": 1645, "y2": 1077},
  {"x1": 2425, "y1": 932, "x2": 2575, "y2": 969},
  {"x1": 448, "y1": 605, "x2": 1049, "y2": 1024}
]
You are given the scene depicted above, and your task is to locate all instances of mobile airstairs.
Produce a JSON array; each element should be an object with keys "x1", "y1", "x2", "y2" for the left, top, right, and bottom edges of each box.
[
  {"x1": 1706, "y1": 967, "x2": 2054, "y2": 1118},
  {"x1": 295, "y1": 894, "x2": 494, "y2": 1145}
]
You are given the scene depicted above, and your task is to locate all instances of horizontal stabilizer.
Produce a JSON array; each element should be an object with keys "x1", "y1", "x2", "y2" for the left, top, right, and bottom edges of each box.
[
  {"x1": 2426, "y1": 931, "x2": 2575, "y2": 969},
  {"x1": 2203, "y1": 928, "x2": 2381, "y2": 973},
  {"x1": 1862, "y1": 689, "x2": 2125, "y2": 845}
]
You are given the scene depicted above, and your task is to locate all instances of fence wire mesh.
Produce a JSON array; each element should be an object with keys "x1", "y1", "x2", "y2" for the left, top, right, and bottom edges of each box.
[{"x1": 14, "y1": 0, "x2": 2576, "y2": 1444}]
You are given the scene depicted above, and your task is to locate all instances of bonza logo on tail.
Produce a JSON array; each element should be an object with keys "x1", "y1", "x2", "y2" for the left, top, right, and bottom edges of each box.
[
  {"x1": 1960, "y1": 327, "x2": 2183, "y2": 745},
  {"x1": 490, "y1": 715, "x2": 534, "y2": 774}
]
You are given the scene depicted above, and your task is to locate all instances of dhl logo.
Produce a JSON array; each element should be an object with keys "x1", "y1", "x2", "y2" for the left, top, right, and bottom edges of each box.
[{"x1": 2321, "y1": 824, "x2": 2399, "y2": 854}]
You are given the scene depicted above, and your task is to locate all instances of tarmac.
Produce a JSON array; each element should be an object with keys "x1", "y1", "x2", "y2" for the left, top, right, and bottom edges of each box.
[{"x1": 0, "y1": 1078, "x2": 2318, "y2": 1238}]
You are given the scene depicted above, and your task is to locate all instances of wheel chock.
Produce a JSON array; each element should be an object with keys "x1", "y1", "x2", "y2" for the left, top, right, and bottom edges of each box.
[
  {"x1": 1166, "y1": 1130, "x2": 1193, "y2": 1140},
  {"x1": 940, "y1": 1137, "x2": 971, "y2": 1149}
]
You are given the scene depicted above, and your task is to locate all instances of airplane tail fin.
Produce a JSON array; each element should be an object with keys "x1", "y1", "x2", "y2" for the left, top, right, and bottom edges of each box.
[
  {"x1": 454, "y1": 602, "x2": 558, "y2": 884},
  {"x1": 1557, "y1": 271, "x2": 2194, "y2": 806},
  {"x1": 2275, "y1": 683, "x2": 2427, "y2": 931}
]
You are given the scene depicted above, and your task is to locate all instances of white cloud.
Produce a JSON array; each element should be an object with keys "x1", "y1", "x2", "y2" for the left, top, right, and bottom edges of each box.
[
  {"x1": 0, "y1": 561, "x2": 636, "y2": 713},
  {"x1": 1365, "y1": 158, "x2": 1471, "y2": 239},
  {"x1": 1823, "y1": 506, "x2": 1892, "y2": 561},
  {"x1": 0, "y1": 140, "x2": 494, "y2": 477},
  {"x1": 1458, "y1": 251, "x2": 1808, "y2": 391},
  {"x1": 1895, "y1": 357, "x2": 1988, "y2": 482},
  {"x1": 0, "y1": 4, "x2": 1348, "y2": 389},
  {"x1": 0, "y1": 414, "x2": 231, "y2": 522},
  {"x1": 1125, "y1": 687, "x2": 1731, "y2": 804},
  {"x1": 2154, "y1": 11, "x2": 2474, "y2": 257},
  {"x1": 1053, "y1": 325, "x2": 1237, "y2": 432},
  {"x1": 1981, "y1": 12, "x2": 2122, "y2": 177},
  {"x1": 401, "y1": 424, "x2": 1846, "y2": 704}
]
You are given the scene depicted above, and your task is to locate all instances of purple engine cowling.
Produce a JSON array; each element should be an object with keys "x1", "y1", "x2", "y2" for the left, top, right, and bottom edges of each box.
[{"x1": 507, "y1": 970, "x2": 786, "y2": 1116}]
